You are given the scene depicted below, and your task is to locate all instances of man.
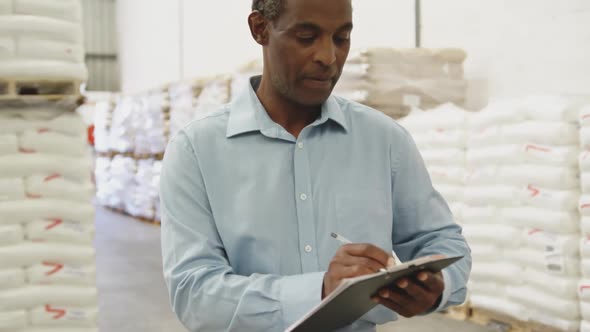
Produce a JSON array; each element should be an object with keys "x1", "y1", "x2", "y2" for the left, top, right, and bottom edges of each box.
[{"x1": 160, "y1": 0, "x2": 471, "y2": 331}]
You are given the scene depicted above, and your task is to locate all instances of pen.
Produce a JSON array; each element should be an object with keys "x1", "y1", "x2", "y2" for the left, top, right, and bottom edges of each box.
[{"x1": 330, "y1": 232, "x2": 403, "y2": 271}]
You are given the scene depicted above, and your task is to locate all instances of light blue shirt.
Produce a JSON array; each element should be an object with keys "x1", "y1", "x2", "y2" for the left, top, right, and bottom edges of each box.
[{"x1": 160, "y1": 77, "x2": 471, "y2": 332}]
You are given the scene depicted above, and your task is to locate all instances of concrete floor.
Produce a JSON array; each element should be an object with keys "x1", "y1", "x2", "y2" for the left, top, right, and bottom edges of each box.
[{"x1": 95, "y1": 206, "x2": 489, "y2": 332}]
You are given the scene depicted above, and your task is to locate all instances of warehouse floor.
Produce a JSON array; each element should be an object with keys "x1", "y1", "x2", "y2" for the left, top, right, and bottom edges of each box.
[{"x1": 94, "y1": 207, "x2": 489, "y2": 332}]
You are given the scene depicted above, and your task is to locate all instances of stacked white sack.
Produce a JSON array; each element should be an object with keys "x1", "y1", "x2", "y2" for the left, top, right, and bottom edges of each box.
[
  {"x1": 230, "y1": 60, "x2": 263, "y2": 102},
  {"x1": 133, "y1": 92, "x2": 168, "y2": 157},
  {"x1": 398, "y1": 103, "x2": 468, "y2": 224},
  {"x1": 168, "y1": 81, "x2": 202, "y2": 139},
  {"x1": 0, "y1": 109, "x2": 98, "y2": 331},
  {"x1": 578, "y1": 102, "x2": 590, "y2": 331},
  {"x1": 465, "y1": 96, "x2": 581, "y2": 331},
  {"x1": 0, "y1": 0, "x2": 87, "y2": 80},
  {"x1": 91, "y1": 101, "x2": 112, "y2": 154},
  {"x1": 333, "y1": 48, "x2": 467, "y2": 119}
]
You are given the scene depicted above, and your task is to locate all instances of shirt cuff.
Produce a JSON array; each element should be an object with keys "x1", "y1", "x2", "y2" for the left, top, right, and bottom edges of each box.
[
  {"x1": 280, "y1": 272, "x2": 325, "y2": 329},
  {"x1": 434, "y1": 269, "x2": 453, "y2": 312}
]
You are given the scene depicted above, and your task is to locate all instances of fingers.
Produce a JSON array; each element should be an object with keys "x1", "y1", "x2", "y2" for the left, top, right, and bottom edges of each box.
[
  {"x1": 339, "y1": 243, "x2": 394, "y2": 269},
  {"x1": 415, "y1": 271, "x2": 444, "y2": 293}
]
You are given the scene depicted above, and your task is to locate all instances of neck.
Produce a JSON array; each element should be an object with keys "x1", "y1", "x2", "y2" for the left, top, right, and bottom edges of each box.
[{"x1": 255, "y1": 75, "x2": 321, "y2": 138}]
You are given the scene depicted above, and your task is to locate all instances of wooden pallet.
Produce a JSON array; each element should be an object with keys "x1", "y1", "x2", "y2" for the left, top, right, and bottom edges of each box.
[
  {"x1": 442, "y1": 304, "x2": 472, "y2": 321},
  {"x1": 107, "y1": 207, "x2": 161, "y2": 226},
  {"x1": 470, "y1": 309, "x2": 563, "y2": 332},
  {"x1": 0, "y1": 78, "x2": 83, "y2": 109}
]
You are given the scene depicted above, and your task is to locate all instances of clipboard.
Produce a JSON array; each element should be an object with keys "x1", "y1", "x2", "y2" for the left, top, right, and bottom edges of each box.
[{"x1": 286, "y1": 255, "x2": 463, "y2": 332}]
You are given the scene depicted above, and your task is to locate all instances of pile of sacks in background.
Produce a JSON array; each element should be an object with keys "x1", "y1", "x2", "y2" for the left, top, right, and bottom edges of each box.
[
  {"x1": 400, "y1": 96, "x2": 590, "y2": 331},
  {"x1": 578, "y1": 103, "x2": 590, "y2": 332},
  {"x1": 168, "y1": 76, "x2": 231, "y2": 139},
  {"x1": 464, "y1": 96, "x2": 583, "y2": 331},
  {"x1": 333, "y1": 48, "x2": 467, "y2": 119},
  {"x1": 0, "y1": 108, "x2": 98, "y2": 332}
]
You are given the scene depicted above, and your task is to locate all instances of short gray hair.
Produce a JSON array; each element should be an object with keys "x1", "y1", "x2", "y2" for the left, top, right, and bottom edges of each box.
[{"x1": 252, "y1": 0, "x2": 284, "y2": 20}]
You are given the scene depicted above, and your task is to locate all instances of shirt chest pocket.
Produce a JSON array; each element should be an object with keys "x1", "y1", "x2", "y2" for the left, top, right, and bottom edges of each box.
[{"x1": 334, "y1": 189, "x2": 392, "y2": 247}]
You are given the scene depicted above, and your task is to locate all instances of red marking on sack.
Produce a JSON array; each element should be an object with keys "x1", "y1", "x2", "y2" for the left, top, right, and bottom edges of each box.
[
  {"x1": 42, "y1": 262, "x2": 64, "y2": 276},
  {"x1": 44, "y1": 174, "x2": 62, "y2": 182},
  {"x1": 45, "y1": 219, "x2": 63, "y2": 230},
  {"x1": 436, "y1": 128, "x2": 445, "y2": 133},
  {"x1": 37, "y1": 128, "x2": 50, "y2": 134},
  {"x1": 45, "y1": 305, "x2": 66, "y2": 319},
  {"x1": 528, "y1": 229, "x2": 542, "y2": 236},
  {"x1": 19, "y1": 148, "x2": 36, "y2": 154},
  {"x1": 583, "y1": 151, "x2": 590, "y2": 161},
  {"x1": 581, "y1": 203, "x2": 590, "y2": 210},
  {"x1": 582, "y1": 114, "x2": 590, "y2": 120},
  {"x1": 525, "y1": 144, "x2": 550, "y2": 153},
  {"x1": 586, "y1": 236, "x2": 590, "y2": 244},
  {"x1": 527, "y1": 185, "x2": 540, "y2": 197},
  {"x1": 26, "y1": 192, "x2": 42, "y2": 199},
  {"x1": 580, "y1": 285, "x2": 590, "y2": 292}
]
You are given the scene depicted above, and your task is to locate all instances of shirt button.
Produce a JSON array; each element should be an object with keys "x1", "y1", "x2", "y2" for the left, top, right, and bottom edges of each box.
[
  {"x1": 300, "y1": 193, "x2": 307, "y2": 201},
  {"x1": 304, "y1": 245, "x2": 313, "y2": 253},
  {"x1": 297, "y1": 142, "x2": 304, "y2": 149}
]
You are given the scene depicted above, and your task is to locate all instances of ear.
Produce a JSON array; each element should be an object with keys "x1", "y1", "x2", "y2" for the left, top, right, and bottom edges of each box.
[{"x1": 248, "y1": 11, "x2": 270, "y2": 46}]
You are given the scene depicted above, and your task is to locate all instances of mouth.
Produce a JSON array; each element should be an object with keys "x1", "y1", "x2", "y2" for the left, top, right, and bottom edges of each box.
[{"x1": 303, "y1": 76, "x2": 334, "y2": 89}]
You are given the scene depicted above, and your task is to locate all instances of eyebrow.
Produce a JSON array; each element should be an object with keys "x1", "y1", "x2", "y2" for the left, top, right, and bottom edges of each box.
[{"x1": 291, "y1": 22, "x2": 354, "y2": 32}]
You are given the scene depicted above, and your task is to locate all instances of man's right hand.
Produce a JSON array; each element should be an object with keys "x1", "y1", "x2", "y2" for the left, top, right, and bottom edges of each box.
[{"x1": 323, "y1": 244, "x2": 395, "y2": 299}]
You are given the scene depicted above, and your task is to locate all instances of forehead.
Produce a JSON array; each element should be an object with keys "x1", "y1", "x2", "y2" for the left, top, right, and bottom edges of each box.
[{"x1": 277, "y1": 0, "x2": 353, "y2": 29}]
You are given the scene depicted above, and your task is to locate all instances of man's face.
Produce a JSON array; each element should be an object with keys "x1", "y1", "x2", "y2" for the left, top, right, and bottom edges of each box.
[{"x1": 265, "y1": 0, "x2": 353, "y2": 106}]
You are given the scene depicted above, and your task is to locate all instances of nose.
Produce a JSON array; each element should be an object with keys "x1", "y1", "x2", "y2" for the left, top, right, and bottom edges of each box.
[{"x1": 313, "y1": 37, "x2": 336, "y2": 67}]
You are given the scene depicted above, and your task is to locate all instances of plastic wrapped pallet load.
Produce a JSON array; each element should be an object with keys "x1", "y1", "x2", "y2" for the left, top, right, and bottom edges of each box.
[
  {"x1": 334, "y1": 48, "x2": 467, "y2": 119},
  {"x1": 0, "y1": 108, "x2": 98, "y2": 331},
  {"x1": 465, "y1": 96, "x2": 581, "y2": 331},
  {"x1": 0, "y1": 2, "x2": 87, "y2": 80},
  {"x1": 579, "y1": 103, "x2": 590, "y2": 331}
]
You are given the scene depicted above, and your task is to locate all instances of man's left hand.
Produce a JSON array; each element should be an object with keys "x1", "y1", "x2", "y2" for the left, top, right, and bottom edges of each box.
[{"x1": 372, "y1": 271, "x2": 444, "y2": 318}]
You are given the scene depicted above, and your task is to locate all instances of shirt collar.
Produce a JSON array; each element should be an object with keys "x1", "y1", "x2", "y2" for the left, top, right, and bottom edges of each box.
[{"x1": 226, "y1": 76, "x2": 348, "y2": 138}]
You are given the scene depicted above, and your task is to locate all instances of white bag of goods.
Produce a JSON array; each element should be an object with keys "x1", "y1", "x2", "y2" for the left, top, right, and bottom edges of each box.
[
  {"x1": 526, "y1": 309, "x2": 579, "y2": 332},
  {"x1": 0, "y1": 0, "x2": 83, "y2": 22},
  {"x1": 518, "y1": 185, "x2": 578, "y2": 212},
  {"x1": 467, "y1": 280, "x2": 504, "y2": 296},
  {"x1": 461, "y1": 223, "x2": 521, "y2": 247},
  {"x1": 581, "y1": 237, "x2": 590, "y2": 257},
  {"x1": 506, "y1": 285, "x2": 579, "y2": 320},
  {"x1": 468, "y1": 243, "x2": 498, "y2": 260},
  {"x1": 583, "y1": 259, "x2": 590, "y2": 278},
  {"x1": 0, "y1": 309, "x2": 26, "y2": 330},
  {"x1": 462, "y1": 186, "x2": 516, "y2": 206},
  {"x1": 19, "y1": 131, "x2": 87, "y2": 157},
  {"x1": 582, "y1": 173, "x2": 590, "y2": 193},
  {"x1": 30, "y1": 305, "x2": 98, "y2": 328},
  {"x1": 0, "y1": 268, "x2": 26, "y2": 289},
  {"x1": 464, "y1": 166, "x2": 499, "y2": 186},
  {"x1": 523, "y1": 268, "x2": 578, "y2": 299},
  {"x1": 581, "y1": 151, "x2": 590, "y2": 172},
  {"x1": 0, "y1": 178, "x2": 25, "y2": 202},
  {"x1": 501, "y1": 207, "x2": 578, "y2": 234},
  {"x1": 467, "y1": 144, "x2": 578, "y2": 167},
  {"x1": 521, "y1": 95, "x2": 579, "y2": 122},
  {"x1": 427, "y1": 167, "x2": 465, "y2": 185},
  {"x1": 24, "y1": 176, "x2": 93, "y2": 202},
  {"x1": 523, "y1": 228, "x2": 579, "y2": 256},
  {"x1": 470, "y1": 262, "x2": 522, "y2": 285},
  {"x1": 581, "y1": 195, "x2": 590, "y2": 216},
  {"x1": 461, "y1": 206, "x2": 499, "y2": 224},
  {"x1": 498, "y1": 165, "x2": 578, "y2": 190},
  {"x1": 467, "y1": 126, "x2": 503, "y2": 148},
  {"x1": 0, "y1": 134, "x2": 18, "y2": 155},
  {"x1": 433, "y1": 184, "x2": 463, "y2": 203},
  {"x1": 502, "y1": 122, "x2": 578, "y2": 146},
  {"x1": 507, "y1": 248, "x2": 580, "y2": 277},
  {"x1": 582, "y1": 302, "x2": 590, "y2": 322},
  {"x1": 27, "y1": 263, "x2": 95, "y2": 286},
  {"x1": 0, "y1": 243, "x2": 94, "y2": 269},
  {"x1": 0, "y1": 112, "x2": 85, "y2": 137},
  {"x1": 0, "y1": 224, "x2": 24, "y2": 246},
  {"x1": 582, "y1": 128, "x2": 590, "y2": 150},
  {"x1": 469, "y1": 294, "x2": 527, "y2": 321},
  {"x1": 0, "y1": 155, "x2": 91, "y2": 183},
  {"x1": 420, "y1": 149, "x2": 465, "y2": 166},
  {"x1": 0, "y1": 200, "x2": 94, "y2": 226},
  {"x1": 26, "y1": 219, "x2": 94, "y2": 245},
  {"x1": 579, "y1": 279, "x2": 590, "y2": 301},
  {"x1": 582, "y1": 319, "x2": 590, "y2": 332},
  {"x1": 408, "y1": 130, "x2": 466, "y2": 149},
  {"x1": 0, "y1": 286, "x2": 97, "y2": 311}
]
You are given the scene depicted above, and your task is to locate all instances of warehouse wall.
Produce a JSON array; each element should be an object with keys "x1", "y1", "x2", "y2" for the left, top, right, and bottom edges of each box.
[
  {"x1": 116, "y1": 0, "x2": 590, "y2": 103},
  {"x1": 116, "y1": 0, "x2": 181, "y2": 93},
  {"x1": 116, "y1": 0, "x2": 415, "y2": 93},
  {"x1": 422, "y1": 0, "x2": 590, "y2": 109}
]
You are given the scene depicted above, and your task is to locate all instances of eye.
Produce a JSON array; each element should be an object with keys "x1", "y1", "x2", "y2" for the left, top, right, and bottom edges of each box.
[
  {"x1": 297, "y1": 35, "x2": 316, "y2": 44},
  {"x1": 334, "y1": 35, "x2": 351, "y2": 45}
]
